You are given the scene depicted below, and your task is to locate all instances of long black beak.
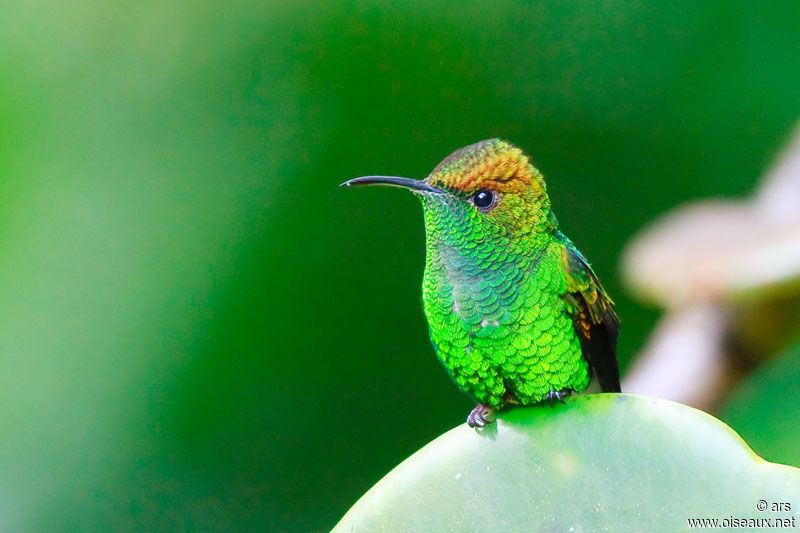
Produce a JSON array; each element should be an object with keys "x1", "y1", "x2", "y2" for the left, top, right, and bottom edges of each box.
[{"x1": 339, "y1": 175, "x2": 445, "y2": 194}]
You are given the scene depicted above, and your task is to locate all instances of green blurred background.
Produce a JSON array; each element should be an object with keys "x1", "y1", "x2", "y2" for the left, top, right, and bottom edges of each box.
[{"x1": 1, "y1": 1, "x2": 798, "y2": 531}]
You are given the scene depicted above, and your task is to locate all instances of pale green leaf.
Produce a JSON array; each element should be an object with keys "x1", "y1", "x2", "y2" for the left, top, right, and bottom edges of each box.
[{"x1": 335, "y1": 394, "x2": 800, "y2": 531}]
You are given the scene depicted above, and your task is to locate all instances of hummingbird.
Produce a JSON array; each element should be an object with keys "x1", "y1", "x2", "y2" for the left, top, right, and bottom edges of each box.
[{"x1": 342, "y1": 139, "x2": 620, "y2": 427}]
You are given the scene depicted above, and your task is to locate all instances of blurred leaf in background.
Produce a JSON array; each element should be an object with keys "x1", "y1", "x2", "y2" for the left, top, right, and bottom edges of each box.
[
  {"x1": 721, "y1": 339, "x2": 800, "y2": 468},
  {"x1": 0, "y1": 1, "x2": 798, "y2": 531},
  {"x1": 621, "y1": 122, "x2": 800, "y2": 412}
]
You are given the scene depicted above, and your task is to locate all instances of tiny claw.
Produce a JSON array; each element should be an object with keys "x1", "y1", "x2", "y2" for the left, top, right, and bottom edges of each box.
[
  {"x1": 467, "y1": 404, "x2": 495, "y2": 428},
  {"x1": 544, "y1": 388, "x2": 573, "y2": 405}
]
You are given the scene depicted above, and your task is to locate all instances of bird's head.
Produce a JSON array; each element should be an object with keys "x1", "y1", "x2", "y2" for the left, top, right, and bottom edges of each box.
[{"x1": 342, "y1": 139, "x2": 553, "y2": 246}]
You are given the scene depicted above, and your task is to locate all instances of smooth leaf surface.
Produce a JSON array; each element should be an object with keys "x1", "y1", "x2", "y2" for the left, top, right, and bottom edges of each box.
[{"x1": 335, "y1": 394, "x2": 800, "y2": 531}]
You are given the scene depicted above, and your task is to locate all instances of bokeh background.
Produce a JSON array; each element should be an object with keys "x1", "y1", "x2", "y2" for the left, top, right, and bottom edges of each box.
[{"x1": 2, "y1": 1, "x2": 799, "y2": 531}]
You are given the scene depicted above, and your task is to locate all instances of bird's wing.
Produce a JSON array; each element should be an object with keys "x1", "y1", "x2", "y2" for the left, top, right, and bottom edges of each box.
[{"x1": 558, "y1": 234, "x2": 621, "y2": 392}]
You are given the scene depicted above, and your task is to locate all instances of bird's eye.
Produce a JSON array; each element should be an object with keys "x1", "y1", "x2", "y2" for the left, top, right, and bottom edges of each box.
[{"x1": 472, "y1": 189, "x2": 495, "y2": 210}]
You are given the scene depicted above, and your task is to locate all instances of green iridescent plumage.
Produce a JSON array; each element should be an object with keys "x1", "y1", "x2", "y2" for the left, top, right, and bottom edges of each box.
[{"x1": 343, "y1": 139, "x2": 620, "y2": 427}]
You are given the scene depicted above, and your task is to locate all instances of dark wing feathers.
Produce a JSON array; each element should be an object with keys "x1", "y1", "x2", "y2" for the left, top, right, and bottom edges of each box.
[{"x1": 559, "y1": 235, "x2": 621, "y2": 393}]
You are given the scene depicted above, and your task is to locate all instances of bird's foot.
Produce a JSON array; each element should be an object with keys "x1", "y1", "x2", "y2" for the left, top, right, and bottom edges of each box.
[
  {"x1": 544, "y1": 388, "x2": 573, "y2": 405},
  {"x1": 467, "y1": 404, "x2": 495, "y2": 428}
]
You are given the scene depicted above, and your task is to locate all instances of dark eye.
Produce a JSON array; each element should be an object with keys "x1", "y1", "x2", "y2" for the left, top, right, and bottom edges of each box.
[{"x1": 472, "y1": 189, "x2": 495, "y2": 209}]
